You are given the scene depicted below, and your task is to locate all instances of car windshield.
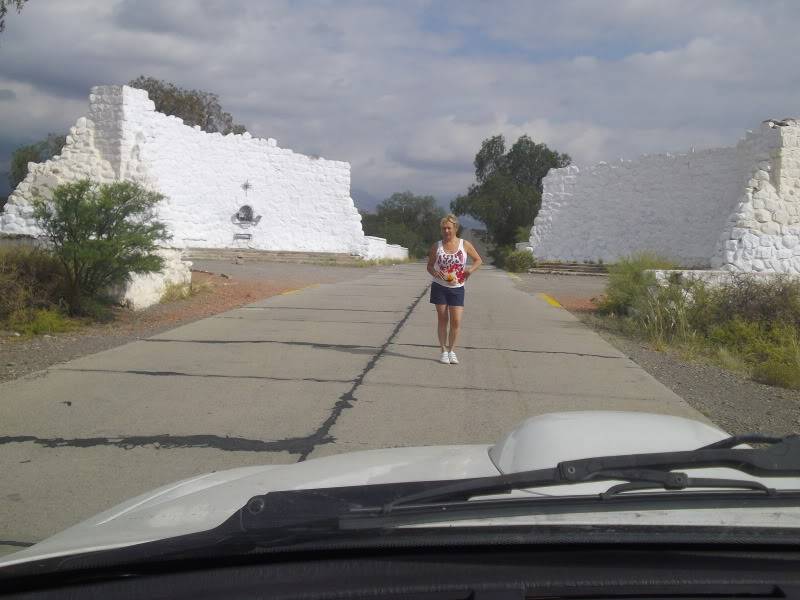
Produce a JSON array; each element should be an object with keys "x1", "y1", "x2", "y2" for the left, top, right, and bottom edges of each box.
[{"x1": 1, "y1": 0, "x2": 800, "y2": 569}]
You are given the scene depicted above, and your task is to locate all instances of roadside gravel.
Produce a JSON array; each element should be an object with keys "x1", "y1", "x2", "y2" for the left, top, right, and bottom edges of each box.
[
  {"x1": 0, "y1": 261, "x2": 374, "y2": 384},
  {"x1": 510, "y1": 271, "x2": 800, "y2": 436}
]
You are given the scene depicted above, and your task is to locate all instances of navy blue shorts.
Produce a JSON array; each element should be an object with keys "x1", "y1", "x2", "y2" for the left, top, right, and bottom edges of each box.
[{"x1": 430, "y1": 282, "x2": 465, "y2": 307}]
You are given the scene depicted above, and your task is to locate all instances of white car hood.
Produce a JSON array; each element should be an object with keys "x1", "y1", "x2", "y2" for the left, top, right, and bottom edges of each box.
[{"x1": 3, "y1": 411, "x2": 798, "y2": 567}]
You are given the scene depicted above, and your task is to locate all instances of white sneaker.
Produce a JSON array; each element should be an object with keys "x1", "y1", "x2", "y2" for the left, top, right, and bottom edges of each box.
[
  {"x1": 439, "y1": 351, "x2": 450, "y2": 364},
  {"x1": 448, "y1": 351, "x2": 459, "y2": 365}
]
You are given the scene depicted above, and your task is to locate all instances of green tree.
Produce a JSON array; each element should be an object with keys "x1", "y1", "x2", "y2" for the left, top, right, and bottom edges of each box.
[
  {"x1": 9, "y1": 133, "x2": 67, "y2": 189},
  {"x1": 360, "y1": 191, "x2": 445, "y2": 258},
  {"x1": 128, "y1": 76, "x2": 246, "y2": 135},
  {"x1": 451, "y1": 134, "x2": 570, "y2": 248},
  {"x1": 0, "y1": 0, "x2": 27, "y2": 33},
  {"x1": 32, "y1": 180, "x2": 170, "y2": 314}
]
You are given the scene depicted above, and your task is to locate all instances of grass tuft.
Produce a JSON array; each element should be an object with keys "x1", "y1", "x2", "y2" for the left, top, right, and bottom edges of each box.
[
  {"x1": 160, "y1": 280, "x2": 212, "y2": 303},
  {"x1": 8, "y1": 307, "x2": 79, "y2": 336}
]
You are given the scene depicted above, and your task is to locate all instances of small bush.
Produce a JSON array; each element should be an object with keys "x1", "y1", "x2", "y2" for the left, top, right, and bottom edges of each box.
[
  {"x1": 160, "y1": 279, "x2": 212, "y2": 303},
  {"x1": 715, "y1": 347, "x2": 749, "y2": 375},
  {"x1": 489, "y1": 244, "x2": 514, "y2": 268},
  {"x1": 632, "y1": 279, "x2": 699, "y2": 347},
  {"x1": 504, "y1": 249, "x2": 537, "y2": 272},
  {"x1": 0, "y1": 247, "x2": 66, "y2": 322},
  {"x1": 160, "y1": 282, "x2": 193, "y2": 303},
  {"x1": 596, "y1": 252, "x2": 677, "y2": 315},
  {"x1": 32, "y1": 179, "x2": 170, "y2": 315},
  {"x1": 706, "y1": 275, "x2": 800, "y2": 330},
  {"x1": 8, "y1": 307, "x2": 78, "y2": 336},
  {"x1": 753, "y1": 358, "x2": 800, "y2": 389}
]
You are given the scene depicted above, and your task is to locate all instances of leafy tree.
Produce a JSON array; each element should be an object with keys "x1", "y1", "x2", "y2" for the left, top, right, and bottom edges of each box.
[
  {"x1": 32, "y1": 180, "x2": 170, "y2": 314},
  {"x1": 0, "y1": 0, "x2": 27, "y2": 33},
  {"x1": 128, "y1": 76, "x2": 246, "y2": 135},
  {"x1": 360, "y1": 191, "x2": 445, "y2": 258},
  {"x1": 9, "y1": 133, "x2": 66, "y2": 189},
  {"x1": 451, "y1": 134, "x2": 570, "y2": 248}
]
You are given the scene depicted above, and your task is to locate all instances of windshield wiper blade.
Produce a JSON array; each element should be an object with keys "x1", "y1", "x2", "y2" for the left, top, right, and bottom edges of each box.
[
  {"x1": 379, "y1": 434, "x2": 800, "y2": 513},
  {"x1": 600, "y1": 474, "x2": 774, "y2": 498}
]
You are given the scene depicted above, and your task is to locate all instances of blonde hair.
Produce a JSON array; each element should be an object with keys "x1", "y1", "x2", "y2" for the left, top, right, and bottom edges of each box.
[{"x1": 440, "y1": 214, "x2": 459, "y2": 229}]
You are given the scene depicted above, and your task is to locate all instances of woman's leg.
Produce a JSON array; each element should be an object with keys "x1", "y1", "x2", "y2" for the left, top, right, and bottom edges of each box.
[
  {"x1": 447, "y1": 306, "x2": 463, "y2": 351},
  {"x1": 435, "y1": 304, "x2": 449, "y2": 352}
]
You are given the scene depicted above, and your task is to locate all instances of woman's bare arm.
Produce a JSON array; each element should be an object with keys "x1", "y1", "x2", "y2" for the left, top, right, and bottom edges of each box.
[
  {"x1": 463, "y1": 240, "x2": 483, "y2": 278},
  {"x1": 426, "y1": 243, "x2": 442, "y2": 280}
]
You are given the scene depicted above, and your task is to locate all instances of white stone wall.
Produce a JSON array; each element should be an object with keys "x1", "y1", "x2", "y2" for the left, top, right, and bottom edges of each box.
[
  {"x1": 530, "y1": 119, "x2": 800, "y2": 273},
  {"x1": 362, "y1": 236, "x2": 388, "y2": 260},
  {"x1": 712, "y1": 121, "x2": 800, "y2": 274},
  {"x1": 652, "y1": 269, "x2": 799, "y2": 288},
  {"x1": 109, "y1": 249, "x2": 193, "y2": 310},
  {"x1": 531, "y1": 148, "x2": 741, "y2": 267},
  {"x1": 384, "y1": 243, "x2": 409, "y2": 261},
  {"x1": 1, "y1": 85, "x2": 405, "y2": 260}
]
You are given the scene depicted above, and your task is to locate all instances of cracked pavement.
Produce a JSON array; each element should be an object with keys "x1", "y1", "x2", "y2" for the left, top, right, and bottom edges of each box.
[{"x1": 0, "y1": 264, "x2": 709, "y2": 555}]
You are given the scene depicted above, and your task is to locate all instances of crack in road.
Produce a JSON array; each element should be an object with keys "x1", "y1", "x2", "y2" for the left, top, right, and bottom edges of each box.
[
  {"x1": 394, "y1": 343, "x2": 623, "y2": 360},
  {"x1": 144, "y1": 339, "x2": 379, "y2": 352},
  {"x1": 212, "y1": 316, "x2": 394, "y2": 325},
  {"x1": 53, "y1": 368, "x2": 350, "y2": 384},
  {"x1": 0, "y1": 540, "x2": 34, "y2": 548},
  {"x1": 238, "y1": 306, "x2": 404, "y2": 313},
  {"x1": 0, "y1": 433, "x2": 310, "y2": 454},
  {"x1": 296, "y1": 285, "x2": 430, "y2": 461},
  {"x1": 6, "y1": 285, "x2": 429, "y2": 459}
]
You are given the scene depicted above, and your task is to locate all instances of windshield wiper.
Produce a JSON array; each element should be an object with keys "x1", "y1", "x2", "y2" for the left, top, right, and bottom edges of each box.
[{"x1": 377, "y1": 434, "x2": 800, "y2": 513}]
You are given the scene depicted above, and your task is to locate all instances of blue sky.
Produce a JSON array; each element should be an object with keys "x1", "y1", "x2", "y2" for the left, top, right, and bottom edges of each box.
[{"x1": 1, "y1": 1, "x2": 799, "y2": 213}]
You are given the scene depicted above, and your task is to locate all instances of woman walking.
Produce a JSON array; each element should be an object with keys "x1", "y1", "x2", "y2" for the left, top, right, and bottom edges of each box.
[{"x1": 426, "y1": 214, "x2": 482, "y2": 364}]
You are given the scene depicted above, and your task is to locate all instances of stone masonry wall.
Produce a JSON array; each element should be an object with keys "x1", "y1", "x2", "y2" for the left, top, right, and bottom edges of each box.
[
  {"x1": 530, "y1": 119, "x2": 800, "y2": 273},
  {"x1": 712, "y1": 121, "x2": 800, "y2": 273},
  {"x1": 531, "y1": 147, "x2": 742, "y2": 268},
  {"x1": 1, "y1": 85, "x2": 407, "y2": 261}
]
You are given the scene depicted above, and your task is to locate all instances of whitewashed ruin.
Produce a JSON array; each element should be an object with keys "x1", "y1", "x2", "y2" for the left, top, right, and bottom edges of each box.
[
  {"x1": 530, "y1": 119, "x2": 800, "y2": 274},
  {"x1": 0, "y1": 85, "x2": 406, "y2": 308}
]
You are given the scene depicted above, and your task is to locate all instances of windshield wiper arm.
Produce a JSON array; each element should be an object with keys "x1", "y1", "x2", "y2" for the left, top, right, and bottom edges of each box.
[{"x1": 379, "y1": 434, "x2": 800, "y2": 513}]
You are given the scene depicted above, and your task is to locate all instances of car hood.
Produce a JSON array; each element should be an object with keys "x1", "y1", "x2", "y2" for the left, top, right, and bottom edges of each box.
[{"x1": 2, "y1": 410, "x2": 796, "y2": 566}]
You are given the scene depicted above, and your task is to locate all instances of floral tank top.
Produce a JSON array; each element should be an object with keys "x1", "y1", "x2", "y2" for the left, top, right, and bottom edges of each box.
[{"x1": 433, "y1": 239, "x2": 467, "y2": 288}]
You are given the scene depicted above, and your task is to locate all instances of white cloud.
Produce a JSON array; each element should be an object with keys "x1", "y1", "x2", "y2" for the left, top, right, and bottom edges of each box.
[{"x1": 1, "y1": 0, "x2": 799, "y2": 203}]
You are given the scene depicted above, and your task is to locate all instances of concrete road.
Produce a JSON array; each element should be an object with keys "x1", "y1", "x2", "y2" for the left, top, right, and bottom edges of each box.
[{"x1": 0, "y1": 264, "x2": 708, "y2": 555}]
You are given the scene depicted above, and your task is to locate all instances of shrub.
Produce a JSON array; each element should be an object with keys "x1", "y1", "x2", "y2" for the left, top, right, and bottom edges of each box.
[
  {"x1": 32, "y1": 180, "x2": 170, "y2": 314},
  {"x1": 596, "y1": 252, "x2": 677, "y2": 315},
  {"x1": 0, "y1": 246, "x2": 65, "y2": 322},
  {"x1": 706, "y1": 275, "x2": 800, "y2": 330},
  {"x1": 753, "y1": 358, "x2": 800, "y2": 389},
  {"x1": 8, "y1": 307, "x2": 78, "y2": 336},
  {"x1": 489, "y1": 244, "x2": 514, "y2": 268},
  {"x1": 504, "y1": 249, "x2": 537, "y2": 272},
  {"x1": 632, "y1": 278, "x2": 700, "y2": 347}
]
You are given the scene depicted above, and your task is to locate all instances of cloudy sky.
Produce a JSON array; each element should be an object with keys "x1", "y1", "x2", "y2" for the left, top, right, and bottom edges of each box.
[{"x1": 1, "y1": 0, "x2": 799, "y2": 211}]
